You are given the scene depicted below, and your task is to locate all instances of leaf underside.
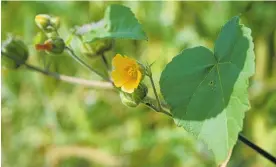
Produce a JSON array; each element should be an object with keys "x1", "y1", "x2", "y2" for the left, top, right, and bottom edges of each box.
[
  {"x1": 160, "y1": 16, "x2": 255, "y2": 163},
  {"x1": 81, "y1": 4, "x2": 147, "y2": 42}
]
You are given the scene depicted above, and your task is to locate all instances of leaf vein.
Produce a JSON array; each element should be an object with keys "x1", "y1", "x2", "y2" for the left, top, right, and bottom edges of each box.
[
  {"x1": 216, "y1": 64, "x2": 229, "y2": 152},
  {"x1": 176, "y1": 65, "x2": 216, "y2": 127}
]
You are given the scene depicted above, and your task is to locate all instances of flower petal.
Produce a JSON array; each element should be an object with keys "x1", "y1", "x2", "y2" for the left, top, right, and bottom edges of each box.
[
  {"x1": 112, "y1": 54, "x2": 136, "y2": 70},
  {"x1": 121, "y1": 70, "x2": 142, "y2": 93},
  {"x1": 121, "y1": 85, "x2": 135, "y2": 93},
  {"x1": 136, "y1": 70, "x2": 142, "y2": 85},
  {"x1": 111, "y1": 70, "x2": 130, "y2": 87}
]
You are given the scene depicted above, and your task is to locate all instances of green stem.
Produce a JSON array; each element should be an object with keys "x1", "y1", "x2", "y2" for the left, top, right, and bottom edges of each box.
[
  {"x1": 146, "y1": 103, "x2": 172, "y2": 117},
  {"x1": 65, "y1": 47, "x2": 110, "y2": 82},
  {"x1": 148, "y1": 74, "x2": 162, "y2": 112},
  {"x1": 142, "y1": 97, "x2": 172, "y2": 117},
  {"x1": 76, "y1": 35, "x2": 91, "y2": 52},
  {"x1": 101, "y1": 53, "x2": 109, "y2": 71},
  {"x1": 2, "y1": 53, "x2": 113, "y2": 89}
]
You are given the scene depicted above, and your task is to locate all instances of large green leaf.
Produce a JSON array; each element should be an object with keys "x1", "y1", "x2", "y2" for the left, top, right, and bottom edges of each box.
[
  {"x1": 159, "y1": 16, "x2": 255, "y2": 163},
  {"x1": 79, "y1": 4, "x2": 147, "y2": 42}
]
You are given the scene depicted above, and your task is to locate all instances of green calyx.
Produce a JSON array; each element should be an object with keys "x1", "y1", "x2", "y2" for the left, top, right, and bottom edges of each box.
[
  {"x1": 120, "y1": 92, "x2": 139, "y2": 107},
  {"x1": 137, "y1": 62, "x2": 147, "y2": 81},
  {"x1": 46, "y1": 37, "x2": 65, "y2": 54},
  {"x1": 120, "y1": 83, "x2": 148, "y2": 108},
  {"x1": 1, "y1": 36, "x2": 29, "y2": 69},
  {"x1": 83, "y1": 39, "x2": 113, "y2": 58}
]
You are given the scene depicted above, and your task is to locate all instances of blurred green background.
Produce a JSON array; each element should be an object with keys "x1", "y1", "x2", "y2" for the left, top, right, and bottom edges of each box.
[{"x1": 1, "y1": 1, "x2": 276, "y2": 167}]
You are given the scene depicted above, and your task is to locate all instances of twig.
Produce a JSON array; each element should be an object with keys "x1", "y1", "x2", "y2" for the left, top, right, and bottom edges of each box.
[
  {"x1": 2, "y1": 53, "x2": 113, "y2": 89},
  {"x1": 24, "y1": 63, "x2": 113, "y2": 89}
]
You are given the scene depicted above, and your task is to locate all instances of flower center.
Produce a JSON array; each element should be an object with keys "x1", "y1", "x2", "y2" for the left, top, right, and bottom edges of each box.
[{"x1": 125, "y1": 65, "x2": 137, "y2": 78}]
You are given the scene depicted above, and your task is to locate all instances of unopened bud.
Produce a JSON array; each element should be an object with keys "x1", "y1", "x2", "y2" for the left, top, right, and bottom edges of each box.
[
  {"x1": 35, "y1": 37, "x2": 65, "y2": 54},
  {"x1": 1, "y1": 36, "x2": 29, "y2": 68},
  {"x1": 91, "y1": 39, "x2": 113, "y2": 55},
  {"x1": 120, "y1": 92, "x2": 139, "y2": 107},
  {"x1": 120, "y1": 83, "x2": 148, "y2": 107},
  {"x1": 82, "y1": 39, "x2": 113, "y2": 58},
  {"x1": 50, "y1": 17, "x2": 60, "y2": 29},
  {"x1": 35, "y1": 14, "x2": 51, "y2": 31},
  {"x1": 132, "y1": 83, "x2": 148, "y2": 104},
  {"x1": 35, "y1": 14, "x2": 60, "y2": 32},
  {"x1": 48, "y1": 38, "x2": 65, "y2": 54}
]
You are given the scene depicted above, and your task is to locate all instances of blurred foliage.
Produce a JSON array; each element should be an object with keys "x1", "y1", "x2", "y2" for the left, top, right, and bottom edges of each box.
[{"x1": 1, "y1": 1, "x2": 276, "y2": 167}]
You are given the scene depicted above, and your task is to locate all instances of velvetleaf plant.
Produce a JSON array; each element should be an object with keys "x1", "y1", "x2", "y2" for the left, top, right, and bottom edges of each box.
[{"x1": 4, "y1": 4, "x2": 275, "y2": 166}]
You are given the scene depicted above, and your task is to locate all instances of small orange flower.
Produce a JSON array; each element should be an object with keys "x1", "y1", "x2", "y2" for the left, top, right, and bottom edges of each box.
[{"x1": 111, "y1": 54, "x2": 142, "y2": 93}]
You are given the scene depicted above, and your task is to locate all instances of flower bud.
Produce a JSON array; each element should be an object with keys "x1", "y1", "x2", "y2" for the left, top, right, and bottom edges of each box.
[
  {"x1": 35, "y1": 14, "x2": 51, "y2": 31},
  {"x1": 82, "y1": 39, "x2": 113, "y2": 58},
  {"x1": 35, "y1": 14, "x2": 60, "y2": 32},
  {"x1": 120, "y1": 92, "x2": 139, "y2": 107},
  {"x1": 36, "y1": 37, "x2": 65, "y2": 54},
  {"x1": 1, "y1": 36, "x2": 29, "y2": 68},
  {"x1": 132, "y1": 83, "x2": 148, "y2": 104},
  {"x1": 48, "y1": 38, "x2": 65, "y2": 54},
  {"x1": 119, "y1": 83, "x2": 148, "y2": 107},
  {"x1": 50, "y1": 16, "x2": 60, "y2": 29},
  {"x1": 91, "y1": 39, "x2": 113, "y2": 54}
]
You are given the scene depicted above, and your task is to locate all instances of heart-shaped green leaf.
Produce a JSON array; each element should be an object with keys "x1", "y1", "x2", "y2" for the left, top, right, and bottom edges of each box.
[
  {"x1": 79, "y1": 4, "x2": 147, "y2": 42},
  {"x1": 159, "y1": 16, "x2": 255, "y2": 163}
]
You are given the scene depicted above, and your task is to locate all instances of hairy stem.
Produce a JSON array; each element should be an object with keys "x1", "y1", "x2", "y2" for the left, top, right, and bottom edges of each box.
[
  {"x1": 2, "y1": 53, "x2": 113, "y2": 89},
  {"x1": 25, "y1": 63, "x2": 113, "y2": 89},
  {"x1": 148, "y1": 74, "x2": 162, "y2": 112},
  {"x1": 101, "y1": 53, "x2": 109, "y2": 71},
  {"x1": 142, "y1": 97, "x2": 172, "y2": 117},
  {"x1": 65, "y1": 47, "x2": 110, "y2": 82}
]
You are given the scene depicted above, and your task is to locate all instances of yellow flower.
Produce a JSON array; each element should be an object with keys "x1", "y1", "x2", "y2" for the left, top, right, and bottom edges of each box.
[{"x1": 111, "y1": 54, "x2": 142, "y2": 93}]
